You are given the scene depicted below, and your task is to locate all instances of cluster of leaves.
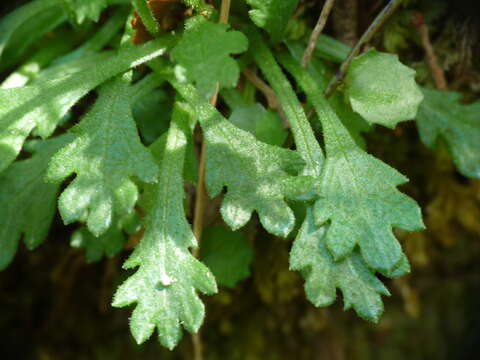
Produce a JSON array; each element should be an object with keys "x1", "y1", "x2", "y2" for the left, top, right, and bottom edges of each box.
[{"x1": 0, "y1": 0, "x2": 478, "y2": 350}]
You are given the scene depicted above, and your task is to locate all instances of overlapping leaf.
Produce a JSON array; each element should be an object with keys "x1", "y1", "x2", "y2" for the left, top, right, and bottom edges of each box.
[
  {"x1": 245, "y1": 0, "x2": 299, "y2": 42},
  {"x1": 416, "y1": 87, "x2": 480, "y2": 178},
  {"x1": 344, "y1": 49, "x2": 424, "y2": 128},
  {"x1": 113, "y1": 103, "x2": 217, "y2": 348},
  {"x1": 70, "y1": 219, "x2": 126, "y2": 263},
  {"x1": 280, "y1": 55, "x2": 424, "y2": 272},
  {"x1": 200, "y1": 226, "x2": 253, "y2": 288},
  {"x1": 0, "y1": 134, "x2": 72, "y2": 270},
  {"x1": 47, "y1": 73, "x2": 158, "y2": 236},
  {"x1": 171, "y1": 80, "x2": 305, "y2": 237},
  {"x1": 0, "y1": 36, "x2": 174, "y2": 173},
  {"x1": 291, "y1": 209, "x2": 391, "y2": 322},
  {"x1": 171, "y1": 16, "x2": 248, "y2": 97}
]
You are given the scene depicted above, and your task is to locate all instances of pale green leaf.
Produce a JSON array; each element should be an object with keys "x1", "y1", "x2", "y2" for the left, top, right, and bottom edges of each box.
[
  {"x1": 112, "y1": 103, "x2": 217, "y2": 348},
  {"x1": 171, "y1": 16, "x2": 248, "y2": 97},
  {"x1": 280, "y1": 55, "x2": 424, "y2": 272},
  {"x1": 246, "y1": 0, "x2": 299, "y2": 43},
  {"x1": 0, "y1": 134, "x2": 73, "y2": 270},
  {"x1": 170, "y1": 79, "x2": 305, "y2": 237},
  {"x1": 0, "y1": 36, "x2": 175, "y2": 173},
  {"x1": 47, "y1": 73, "x2": 158, "y2": 236},
  {"x1": 291, "y1": 209, "x2": 390, "y2": 322},
  {"x1": 70, "y1": 219, "x2": 126, "y2": 263},
  {"x1": 345, "y1": 49, "x2": 424, "y2": 128},
  {"x1": 201, "y1": 226, "x2": 253, "y2": 288},
  {"x1": 416, "y1": 88, "x2": 480, "y2": 178}
]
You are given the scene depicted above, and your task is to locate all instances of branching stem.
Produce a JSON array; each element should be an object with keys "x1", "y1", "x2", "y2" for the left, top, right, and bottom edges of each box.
[
  {"x1": 301, "y1": 0, "x2": 336, "y2": 67},
  {"x1": 324, "y1": 0, "x2": 403, "y2": 97}
]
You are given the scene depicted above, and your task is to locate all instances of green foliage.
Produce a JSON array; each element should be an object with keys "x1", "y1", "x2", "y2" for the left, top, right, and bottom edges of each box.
[
  {"x1": 171, "y1": 16, "x2": 248, "y2": 97},
  {"x1": 2, "y1": 0, "x2": 477, "y2": 351},
  {"x1": 280, "y1": 55, "x2": 424, "y2": 273},
  {"x1": 0, "y1": 0, "x2": 60, "y2": 61},
  {"x1": 171, "y1": 79, "x2": 305, "y2": 237},
  {"x1": 416, "y1": 88, "x2": 480, "y2": 178},
  {"x1": 0, "y1": 134, "x2": 72, "y2": 269},
  {"x1": 62, "y1": 0, "x2": 108, "y2": 24},
  {"x1": 70, "y1": 219, "x2": 126, "y2": 263},
  {"x1": 291, "y1": 209, "x2": 390, "y2": 322},
  {"x1": 113, "y1": 103, "x2": 217, "y2": 348},
  {"x1": 345, "y1": 49, "x2": 424, "y2": 128},
  {"x1": 0, "y1": 36, "x2": 174, "y2": 173},
  {"x1": 201, "y1": 226, "x2": 253, "y2": 288},
  {"x1": 47, "y1": 73, "x2": 158, "y2": 236},
  {"x1": 246, "y1": 0, "x2": 299, "y2": 42}
]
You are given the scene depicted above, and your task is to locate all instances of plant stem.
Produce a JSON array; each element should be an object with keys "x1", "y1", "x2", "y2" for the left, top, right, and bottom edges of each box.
[
  {"x1": 191, "y1": 2, "x2": 230, "y2": 359},
  {"x1": 242, "y1": 67, "x2": 281, "y2": 111},
  {"x1": 324, "y1": 0, "x2": 403, "y2": 97},
  {"x1": 301, "y1": 0, "x2": 336, "y2": 67},
  {"x1": 412, "y1": 12, "x2": 447, "y2": 90}
]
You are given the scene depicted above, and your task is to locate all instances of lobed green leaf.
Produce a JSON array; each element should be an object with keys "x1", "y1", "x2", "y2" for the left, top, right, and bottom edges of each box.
[
  {"x1": 113, "y1": 103, "x2": 217, "y2": 348},
  {"x1": 47, "y1": 73, "x2": 158, "y2": 236},
  {"x1": 416, "y1": 88, "x2": 480, "y2": 178}
]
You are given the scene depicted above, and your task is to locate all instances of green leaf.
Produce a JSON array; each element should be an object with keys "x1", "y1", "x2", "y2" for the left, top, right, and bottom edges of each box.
[
  {"x1": 0, "y1": 36, "x2": 175, "y2": 173},
  {"x1": 112, "y1": 103, "x2": 217, "y2": 348},
  {"x1": 291, "y1": 209, "x2": 390, "y2": 322},
  {"x1": 47, "y1": 73, "x2": 158, "y2": 237},
  {"x1": 246, "y1": 0, "x2": 299, "y2": 43},
  {"x1": 286, "y1": 40, "x2": 370, "y2": 148},
  {"x1": 249, "y1": 30, "x2": 324, "y2": 177},
  {"x1": 0, "y1": 134, "x2": 73, "y2": 270},
  {"x1": 345, "y1": 49, "x2": 424, "y2": 128},
  {"x1": 280, "y1": 55, "x2": 424, "y2": 272},
  {"x1": 133, "y1": 89, "x2": 172, "y2": 144},
  {"x1": 200, "y1": 226, "x2": 253, "y2": 288},
  {"x1": 416, "y1": 88, "x2": 480, "y2": 178},
  {"x1": 0, "y1": 0, "x2": 60, "y2": 62},
  {"x1": 71, "y1": 219, "x2": 126, "y2": 263},
  {"x1": 229, "y1": 103, "x2": 287, "y2": 147},
  {"x1": 171, "y1": 16, "x2": 248, "y2": 97},
  {"x1": 171, "y1": 79, "x2": 305, "y2": 237},
  {"x1": 62, "y1": 0, "x2": 108, "y2": 24}
]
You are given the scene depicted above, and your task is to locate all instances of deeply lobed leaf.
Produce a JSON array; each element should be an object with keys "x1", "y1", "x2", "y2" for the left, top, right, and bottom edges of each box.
[
  {"x1": 291, "y1": 209, "x2": 391, "y2": 322},
  {"x1": 0, "y1": 35, "x2": 174, "y2": 173},
  {"x1": 416, "y1": 87, "x2": 480, "y2": 179},
  {"x1": 0, "y1": 134, "x2": 73, "y2": 269},
  {"x1": 171, "y1": 80, "x2": 305, "y2": 237},
  {"x1": 280, "y1": 55, "x2": 424, "y2": 272},
  {"x1": 47, "y1": 73, "x2": 158, "y2": 236},
  {"x1": 112, "y1": 103, "x2": 217, "y2": 348}
]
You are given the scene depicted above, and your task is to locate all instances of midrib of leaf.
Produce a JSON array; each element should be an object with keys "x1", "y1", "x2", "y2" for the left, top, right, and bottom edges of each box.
[{"x1": 249, "y1": 29, "x2": 323, "y2": 176}]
